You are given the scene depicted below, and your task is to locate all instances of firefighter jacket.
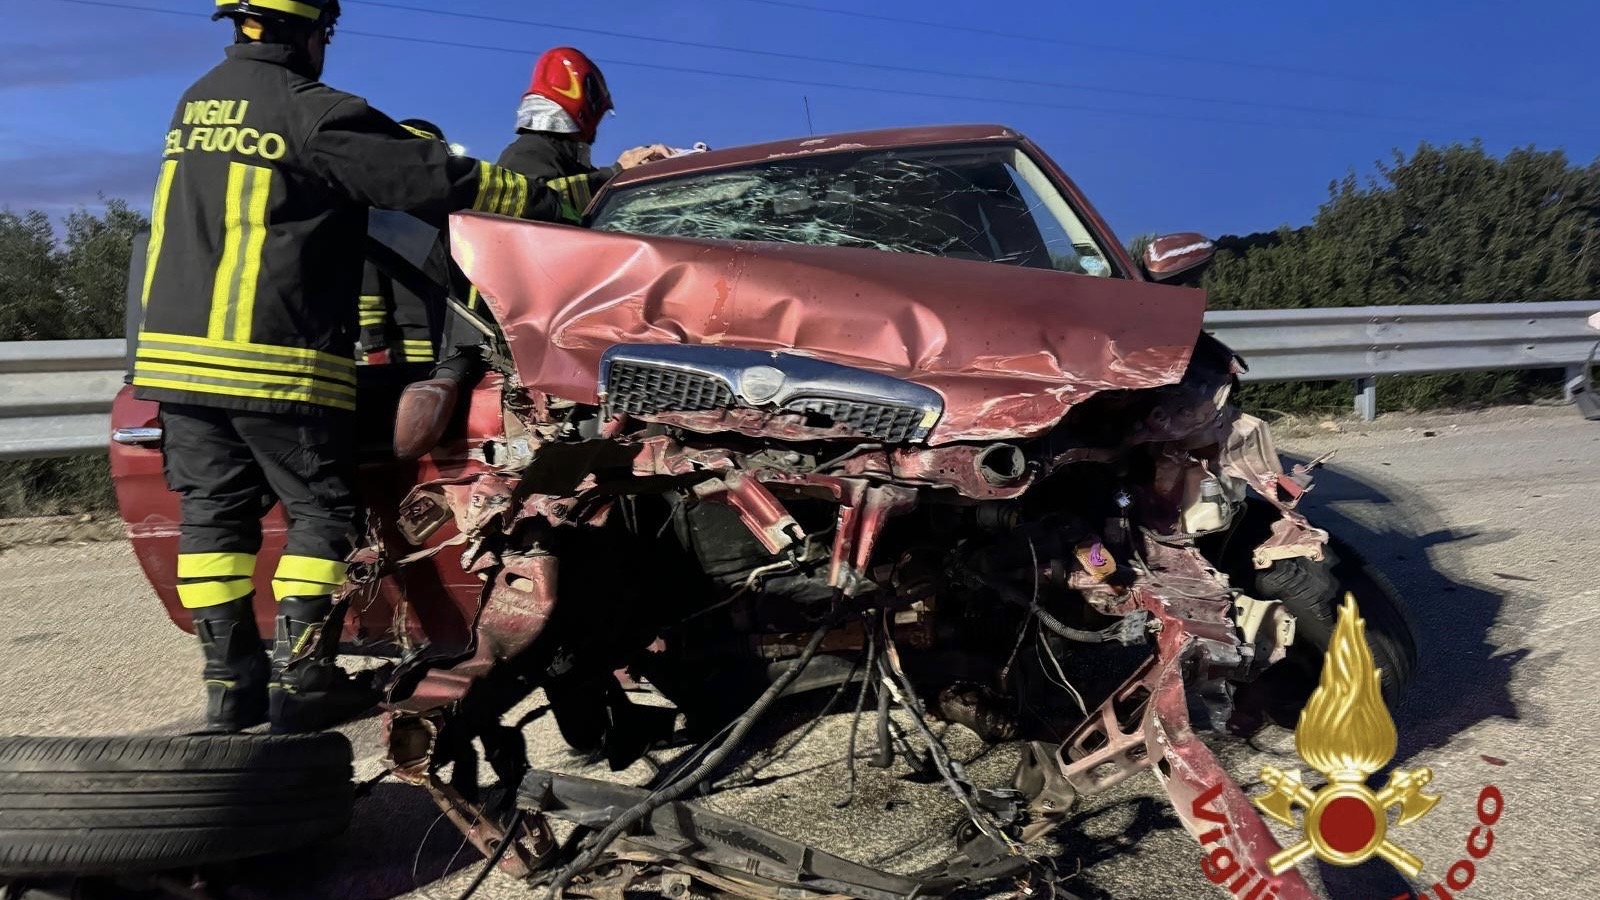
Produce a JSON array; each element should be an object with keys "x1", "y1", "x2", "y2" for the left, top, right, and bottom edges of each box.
[
  {"x1": 497, "y1": 131, "x2": 619, "y2": 217},
  {"x1": 133, "y1": 43, "x2": 575, "y2": 416},
  {"x1": 357, "y1": 237, "x2": 449, "y2": 364}
]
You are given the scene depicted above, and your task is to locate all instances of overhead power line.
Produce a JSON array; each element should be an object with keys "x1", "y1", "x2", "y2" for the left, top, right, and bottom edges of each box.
[
  {"x1": 41, "y1": 0, "x2": 1537, "y2": 141},
  {"x1": 342, "y1": 0, "x2": 1440, "y2": 128},
  {"x1": 345, "y1": 28, "x2": 1430, "y2": 136},
  {"x1": 722, "y1": 0, "x2": 1581, "y2": 106}
]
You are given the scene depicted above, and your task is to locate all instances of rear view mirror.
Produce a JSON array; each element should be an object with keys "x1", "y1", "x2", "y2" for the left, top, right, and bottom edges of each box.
[{"x1": 1141, "y1": 232, "x2": 1216, "y2": 285}]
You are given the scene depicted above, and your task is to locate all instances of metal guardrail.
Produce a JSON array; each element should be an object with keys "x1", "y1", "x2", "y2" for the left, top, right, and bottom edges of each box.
[
  {"x1": 1210, "y1": 300, "x2": 1600, "y2": 419},
  {"x1": 0, "y1": 340, "x2": 127, "y2": 461},
  {"x1": 1, "y1": 302, "x2": 1597, "y2": 460}
]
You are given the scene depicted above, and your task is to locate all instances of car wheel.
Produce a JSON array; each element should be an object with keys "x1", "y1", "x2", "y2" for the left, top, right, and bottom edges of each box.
[
  {"x1": 1214, "y1": 501, "x2": 1419, "y2": 727},
  {"x1": 0, "y1": 733, "x2": 353, "y2": 876}
]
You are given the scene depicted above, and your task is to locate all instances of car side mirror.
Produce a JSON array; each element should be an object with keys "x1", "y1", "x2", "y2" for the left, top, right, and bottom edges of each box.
[{"x1": 1141, "y1": 232, "x2": 1216, "y2": 286}]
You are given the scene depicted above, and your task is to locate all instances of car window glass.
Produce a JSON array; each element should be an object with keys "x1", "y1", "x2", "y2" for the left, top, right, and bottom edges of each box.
[
  {"x1": 592, "y1": 144, "x2": 1115, "y2": 276},
  {"x1": 1006, "y1": 154, "x2": 1112, "y2": 277}
]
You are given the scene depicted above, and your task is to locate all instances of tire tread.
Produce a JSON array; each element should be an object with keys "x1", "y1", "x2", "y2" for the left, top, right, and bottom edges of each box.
[{"x1": 0, "y1": 733, "x2": 353, "y2": 876}]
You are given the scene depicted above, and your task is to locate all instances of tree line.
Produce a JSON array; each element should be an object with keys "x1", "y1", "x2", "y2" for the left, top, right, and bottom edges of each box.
[
  {"x1": 0, "y1": 201, "x2": 146, "y2": 516},
  {"x1": 1182, "y1": 141, "x2": 1598, "y2": 412}
]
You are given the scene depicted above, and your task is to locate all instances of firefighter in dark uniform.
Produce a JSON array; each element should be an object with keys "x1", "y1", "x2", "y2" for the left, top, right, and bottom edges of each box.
[
  {"x1": 358, "y1": 119, "x2": 454, "y2": 365},
  {"x1": 457, "y1": 47, "x2": 665, "y2": 319},
  {"x1": 135, "y1": 0, "x2": 579, "y2": 734},
  {"x1": 496, "y1": 47, "x2": 669, "y2": 213}
]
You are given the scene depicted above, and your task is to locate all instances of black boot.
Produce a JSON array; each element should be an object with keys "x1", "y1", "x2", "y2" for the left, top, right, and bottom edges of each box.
[
  {"x1": 191, "y1": 598, "x2": 269, "y2": 733},
  {"x1": 268, "y1": 596, "x2": 383, "y2": 733}
]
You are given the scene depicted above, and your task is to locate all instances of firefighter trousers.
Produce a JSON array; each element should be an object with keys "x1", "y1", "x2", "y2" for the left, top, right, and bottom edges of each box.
[{"x1": 158, "y1": 403, "x2": 357, "y2": 609}]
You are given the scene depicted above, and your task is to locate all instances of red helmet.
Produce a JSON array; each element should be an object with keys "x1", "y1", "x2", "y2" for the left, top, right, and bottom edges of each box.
[{"x1": 525, "y1": 47, "x2": 613, "y2": 143}]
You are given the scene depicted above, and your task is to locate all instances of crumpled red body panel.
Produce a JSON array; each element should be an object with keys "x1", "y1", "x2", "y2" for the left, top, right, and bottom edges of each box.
[{"x1": 449, "y1": 214, "x2": 1206, "y2": 443}]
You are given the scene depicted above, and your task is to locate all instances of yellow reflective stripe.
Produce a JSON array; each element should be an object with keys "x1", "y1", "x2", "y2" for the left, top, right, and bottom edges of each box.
[
  {"x1": 208, "y1": 162, "x2": 247, "y2": 339},
  {"x1": 233, "y1": 165, "x2": 272, "y2": 342},
  {"x1": 133, "y1": 375, "x2": 357, "y2": 411},
  {"x1": 472, "y1": 160, "x2": 494, "y2": 212},
  {"x1": 134, "y1": 360, "x2": 355, "y2": 398},
  {"x1": 207, "y1": 164, "x2": 271, "y2": 341},
  {"x1": 399, "y1": 340, "x2": 435, "y2": 362},
  {"x1": 178, "y1": 577, "x2": 254, "y2": 609},
  {"x1": 501, "y1": 172, "x2": 528, "y2": 217},
  {"x1": 499, "y1": 172, "x2": 517, "y2": 217},
  {"x1": 358, "y1": 295, "x2": 385, "y2": 311},
  {"x1": 489, "y1": 166, "x2": 510, "y2": 215},
  {"x1": 216, "y1": 0, "x2": 322, "y2": 20},
  {"x1": 550, "y1": 175, "x2": 574, "y2": 209},
  {"x1": 138, "y1": 331, "x2": 356, "y2": 377},
  {"x1": 136, "y1": 345, "x2": 355, "y2": 386},
  {"x1": 358, "y1": 315, "x2": 387, "y2": 326},
  {"x1": 134, "y1": 360, "x2": 355, "y2": 407},
  {"x1": 549, "y1": 174, "x2": 592, "y2": 216},
  {"x1": 178, "y1": 552, "x2": 257, "y2": 579},
  {"x1": 273, "y1": 579, "x2": 338, "y2": 600},
  {"x1": 141, "y1": 160, "x2": 179, "y2": 309},
  {"x1": 500, "y1": 168, "x2": 517, "y2": 215},
  {"x1": 275, "y1": 555, "x2": 348, "y2": 585},
  {"x1": 542, "y1": 179, "x2": 583, "y2": 223}
]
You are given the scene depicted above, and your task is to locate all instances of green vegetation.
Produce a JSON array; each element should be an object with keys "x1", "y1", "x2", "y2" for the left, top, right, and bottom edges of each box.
[
  {"x1": 1200, "y1": 141, "x2": 1600, "y2": 415},
  {"x1": 0, "y1": 201, "x2": 146, "y2": 517},
  {"x1": 1, "y1": 142, "x2": 1597, "y2": 518}
]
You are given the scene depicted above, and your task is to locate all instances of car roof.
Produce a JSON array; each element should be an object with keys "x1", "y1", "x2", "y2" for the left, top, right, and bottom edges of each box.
[{"x1": 603, "y1": 123, "x2": 1024, "y2": 191}]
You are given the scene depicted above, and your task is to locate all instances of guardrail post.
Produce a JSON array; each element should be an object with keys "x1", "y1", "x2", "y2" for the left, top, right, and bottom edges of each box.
[
  {"x1": 1564, "y1": 364, "x2": 1586, "y2": 403},
  {"x1": 1354, "y1": 377, "x2": 1377, "y2": 422}
]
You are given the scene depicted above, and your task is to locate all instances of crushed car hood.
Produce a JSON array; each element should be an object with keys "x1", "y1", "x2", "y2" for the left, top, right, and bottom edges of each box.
[{"x1": 449, "y1": 213, "x2": 1207, "y2": 443}]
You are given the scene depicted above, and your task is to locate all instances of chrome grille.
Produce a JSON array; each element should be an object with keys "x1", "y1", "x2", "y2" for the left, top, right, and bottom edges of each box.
[
  {"x1": 785, "y1": 398, "x2": 925, "y2": 443},
  {"x1": 600, "y1": 345, "x2": 943, "y2": 443},
  {"x1": 606, "y1": 362, "x2": 735, "y2": 415}
]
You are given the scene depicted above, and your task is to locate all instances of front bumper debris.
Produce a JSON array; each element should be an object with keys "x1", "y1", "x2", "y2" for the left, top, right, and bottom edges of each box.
[{"x1": 520, "y1": 770, "x2": 1061, "y2": 900}]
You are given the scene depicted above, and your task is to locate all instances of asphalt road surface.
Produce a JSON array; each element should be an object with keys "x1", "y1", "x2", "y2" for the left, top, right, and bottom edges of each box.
[{"x1": 1, "y1": 405, "x2": 1596, "y2": 900}]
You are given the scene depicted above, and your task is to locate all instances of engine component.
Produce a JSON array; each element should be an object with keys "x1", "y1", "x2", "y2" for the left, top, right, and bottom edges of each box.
[
  {"x1": 1073, "y1": 537, "x2": 1118, "y2": 582},
  {"x1": 1179, "y1": 470, "x2": 1231, "y2": 534},
  {"x1": 1232, "y1": 593, "x2": 1296, "y2": 672}
]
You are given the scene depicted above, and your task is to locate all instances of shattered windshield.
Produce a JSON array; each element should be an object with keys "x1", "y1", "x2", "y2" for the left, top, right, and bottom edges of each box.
[{"x1": 589, "y1": 144, "x2": 1116, "y2": 276}]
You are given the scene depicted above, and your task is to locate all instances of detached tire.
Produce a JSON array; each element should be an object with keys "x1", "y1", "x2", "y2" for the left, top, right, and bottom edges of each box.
[{"x1": 0, "y1": 733, "x2": 353, "y2": 876}]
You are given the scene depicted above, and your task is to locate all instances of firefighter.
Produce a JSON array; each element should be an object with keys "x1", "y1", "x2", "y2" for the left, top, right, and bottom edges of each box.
[
  {"x1": 456, "y1": 47, "x2": 666, "y2": 319},
  {"x1": 498, "y1": 46, "x2": 670, "y2": 216},
  {"x1": 135, "y1": 0, "x2": 579, "y2": 734},
  {"x1": 358, "y1": 119, "x2": 454, "y2": 366}
]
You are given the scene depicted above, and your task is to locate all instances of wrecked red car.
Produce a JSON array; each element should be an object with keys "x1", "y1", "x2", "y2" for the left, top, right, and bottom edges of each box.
[{"x1": 101, "y1": 124, "x2": 1417, "y2": 898}]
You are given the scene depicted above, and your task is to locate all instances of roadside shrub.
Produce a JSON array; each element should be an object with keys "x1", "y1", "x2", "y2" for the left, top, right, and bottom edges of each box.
[
  {"x1": 0, "y1": 201, "x2": 143, "y2": 518},
  {"x1": 1204, "y1": 141, "x2": 1600, "y2": 413}
]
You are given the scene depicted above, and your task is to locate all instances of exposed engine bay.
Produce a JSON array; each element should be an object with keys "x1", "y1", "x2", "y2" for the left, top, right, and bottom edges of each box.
[{"x1": 361, "y1": 327, "x2": 1335, "y2": 899}]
